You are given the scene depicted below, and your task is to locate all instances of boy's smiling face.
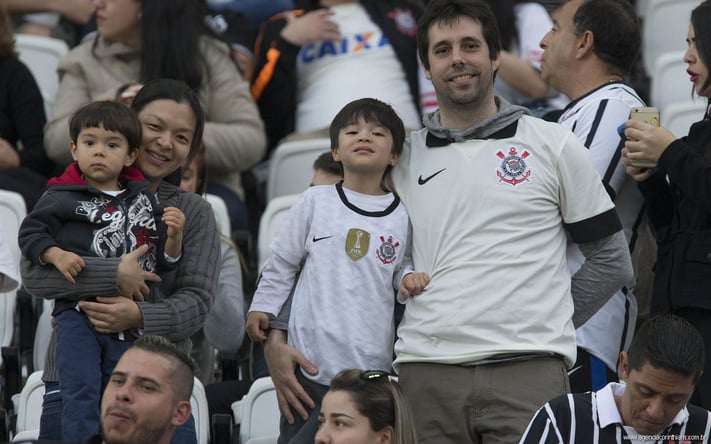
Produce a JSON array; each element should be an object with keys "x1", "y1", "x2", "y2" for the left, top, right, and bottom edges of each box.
[
  {"x1": 332, "y1": 118, "x2": 398, "y2": 176},
  {"x1": 70, "y1": 125, "x2": 137, "y2": 191}
]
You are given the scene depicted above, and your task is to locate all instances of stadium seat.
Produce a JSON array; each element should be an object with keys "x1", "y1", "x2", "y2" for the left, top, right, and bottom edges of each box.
[
  {"x1": 266, "y1": 138, "x2": 331, "y2": 201},
  {"x1": 14, "y1": 34, "x2": 68, "y2": 117},
  {"x1": 232, "y1": 377, "x2": 279, "y2": 444},
  {"x1": 642, "y1": 0, "x2": 700, "y2": 76}
]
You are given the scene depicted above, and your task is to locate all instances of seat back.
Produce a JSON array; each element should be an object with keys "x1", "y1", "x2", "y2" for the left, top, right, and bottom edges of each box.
[
  {"x1": 642, "y1": 0, "x2": 700, "y2": 75},
  {"x1": 14, "y1": 370, "x2": 45, "y2": 434},
  {"x1": 650, "y1": 51, "x2": 693, "y2": 110},
  {"x1": 266, "y1": 138, "x2": 331, "y2": 201},
  {"x1": 191, "y1": 376, "x2": 210, "y2": 444},
  {"x1": 663, "y1": 100, "x2": 707, "y2": 138},
  {"x1": 0, "y1": 190, "x2": 26, "y2": 362},
  {"x1": 257, "y1": 194, "x2": 300, "y2": 270},
  {"x1": 233, "y1": 377, "x2": 280, "y2": 444},
  {"x1": 14, "y1": 34, "x2": 69, "y2": 117}
]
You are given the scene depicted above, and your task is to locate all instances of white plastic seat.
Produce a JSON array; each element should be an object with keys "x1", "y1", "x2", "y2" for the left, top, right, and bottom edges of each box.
[
  {"x1": 650, "y1": 51, "x2": 694, "y2": 110},
  {"x1": 191, "y1": 376, "x2": 210, "y2": 444},
  {"x1": 13, "y1": 34, "x2": 69, "y2": 117},
  {"x1": 266, "y1": 138, "x2": 331, "y2": 201},
  {"x1": 12, "y1": 370, "x2": 45, "y2": 436},
  {"x1": 642, "y1": 0, "x2": 700, "y2": 76},
  {"x1": 257, "y1": 194, "x2": 300, "y2": 270},
  {"x1": 232, "y1": 377, "x2": 280, "y2": 444},
  {"x1": 0, "y1": 190, "x2": 27, "y2": 366},
  {"x1": 663, "y1": 101, "x2": 707, "y2": 138},
  {"x1": 205, "y1": 193, "x2": 231, "y2": 238}
]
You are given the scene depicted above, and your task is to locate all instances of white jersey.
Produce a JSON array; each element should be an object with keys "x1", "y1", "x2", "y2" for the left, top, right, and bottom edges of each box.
[
  {"x1": 250, "y1": 183, "x2": 411, "y2": 385},
  {"x1": 295, "y1": 3, "x2": 421, "y2": 133},
  {"x1": 560, "y1": 81, "x2": 646, "y2": 371},
  {"x1": 392, "y1": 115, "x2": 618, "y2": 369}
]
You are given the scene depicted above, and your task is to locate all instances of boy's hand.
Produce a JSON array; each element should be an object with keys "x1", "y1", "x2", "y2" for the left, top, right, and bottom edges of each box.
[
  {"x1": 163, "y1": 207, "x2": 185, "y2": 242},
  {"x1": 399, "y1": 272, "x2": 430, "y2": 298},
  {"x1": 42, "y1": 247, "x2": 85, "y2": 283},
  {"x1": 246, "y1": 312, "x2": 271, "y2": 342}
]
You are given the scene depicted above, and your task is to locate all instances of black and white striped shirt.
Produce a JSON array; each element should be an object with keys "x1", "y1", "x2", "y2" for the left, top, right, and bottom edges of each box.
[{"x1": 520, "y1": 383, "x2": 711, "y2": 444}]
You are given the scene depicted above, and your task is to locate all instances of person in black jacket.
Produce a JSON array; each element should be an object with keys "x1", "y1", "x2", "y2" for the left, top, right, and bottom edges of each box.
[{"x1": 622, "y1": 0, "x2": 711, "y2": 410}]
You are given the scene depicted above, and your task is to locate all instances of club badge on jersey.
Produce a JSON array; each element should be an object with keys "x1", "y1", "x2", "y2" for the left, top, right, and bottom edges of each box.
[
  {"x1": 496, "y1": 147, "x2": 532, "y2": 186},
  {"x1": 376, "y1": 235, "x2": 400, "y2": 265},
  {"x1": 346, "y1": 228, "x2": 370, "y2": 261}
]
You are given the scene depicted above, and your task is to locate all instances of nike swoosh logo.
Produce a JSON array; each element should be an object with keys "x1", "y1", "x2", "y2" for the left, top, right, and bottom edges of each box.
[
  {"x1": 312, "y1": 235, "x2": 332, "y2": 243},
  {"x1": 418, "y1": 168, "x2": 446, "y2": 185},
  {"x1": 567, "y1": 365, "x2": 583, "y2": 376}
]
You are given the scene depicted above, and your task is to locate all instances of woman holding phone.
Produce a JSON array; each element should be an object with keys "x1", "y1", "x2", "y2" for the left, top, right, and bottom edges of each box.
[{"x1": 622, "y1": 0, "x2": 711, "y2": 410}]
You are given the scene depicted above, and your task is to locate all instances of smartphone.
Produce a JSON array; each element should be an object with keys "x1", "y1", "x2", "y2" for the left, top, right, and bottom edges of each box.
[{"x1": 628, "y1": 106, "x2": 660, "y2": 169}]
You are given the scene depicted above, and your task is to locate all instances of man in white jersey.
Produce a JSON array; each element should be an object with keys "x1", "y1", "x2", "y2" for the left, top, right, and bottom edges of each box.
[
  {"x1": 389, "y1": 1, "x2": 634, "y2": 442},
  {"x1": 262, "y1": 1, "x2": 634, "y2": 442},
  {"x1": 539, "y1": 0, "x2": 646, "y2": 393}
]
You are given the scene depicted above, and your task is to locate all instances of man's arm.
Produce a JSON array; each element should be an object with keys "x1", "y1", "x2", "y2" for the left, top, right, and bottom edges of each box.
[
  {"x1": 2, "y1": 0, "x2": 94, "y2": 24},
  {"x1": 571, "y1": 229, "x2": 634, "y2": 328}
]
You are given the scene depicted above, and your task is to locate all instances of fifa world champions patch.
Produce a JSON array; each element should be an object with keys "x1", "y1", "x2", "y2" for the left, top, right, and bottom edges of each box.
[
  {"x1": 496, "y1": 146, "x2": 532, "y2": 186},
  {"x1": 376, "y1": 235, "x2": 400, "y2": 265}
]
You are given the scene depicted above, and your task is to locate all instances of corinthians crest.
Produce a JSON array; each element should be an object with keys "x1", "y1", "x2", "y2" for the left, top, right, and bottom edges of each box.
[
  {"x1": 496, "y1": 146, "x2": 532, "y2": 186},
  {"x1": 376, "y1": 235, "x2": 400, "y2": 265}
]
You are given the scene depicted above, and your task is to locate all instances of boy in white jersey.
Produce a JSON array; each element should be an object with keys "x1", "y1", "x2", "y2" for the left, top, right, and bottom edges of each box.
[{"x1": 246, "y1": 98, "x2": 429, "y2": 444}]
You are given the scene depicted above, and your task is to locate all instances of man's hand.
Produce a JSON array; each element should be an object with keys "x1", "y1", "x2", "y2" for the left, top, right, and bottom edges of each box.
[
  {"x1": 79, "y1": 296, "x2": 143, "y2": 334},
  {"x1": 117, "y1": 245, "x2": 160, "y2": 300},
  {"x1": 280, "y1": 9, "x2": 340, "y2": 46},
  {"x1": 41, "y1": 246, "x2": 85, "y2": 283},
  {"x1": 264, "y1": 330, "x2": 318, "y2": 423},
  {"x1": 246, "y1": 311, "x2": 270, "y2": 342},
  {"x1": 399, "y1": 272, "x2": 430, "y2": 298}
]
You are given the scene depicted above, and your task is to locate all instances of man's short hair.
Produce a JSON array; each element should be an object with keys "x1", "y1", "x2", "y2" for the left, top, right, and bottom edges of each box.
[
  {"x1": 571, "y1": 0, "x2": 640, "y2": 77},
  {"x1": 627, "y1": 314, "x2": 705, "y2": 384},
  {"x1": 417, "y1": 0, "x2": 502, "y2": 71},
  {"x1": 130, "y1": 335, "x2": 197, "y2": 401}
]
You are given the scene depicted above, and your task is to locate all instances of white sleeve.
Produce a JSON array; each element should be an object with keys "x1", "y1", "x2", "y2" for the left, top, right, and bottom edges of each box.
[{"x1": 248, "y1": 192, "x2": 313, "y2": 316}]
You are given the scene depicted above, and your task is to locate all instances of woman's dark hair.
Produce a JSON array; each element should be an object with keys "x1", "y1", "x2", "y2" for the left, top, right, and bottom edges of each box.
[
  {"x1": 130, "y1": 78, "x2": 206, "y2": 165},
  {"x1": 95, "y1": 0, "x2": 233, "y2": 90},
  {"x1": 328, "y1": 369, "x2": 417, "y2": 444},
  {"x1": 691, "y1": 0, "x2": 711, "y2": 94},
  {"x1": 0, "y1": 4, "x2": 15, "y2": 58}
]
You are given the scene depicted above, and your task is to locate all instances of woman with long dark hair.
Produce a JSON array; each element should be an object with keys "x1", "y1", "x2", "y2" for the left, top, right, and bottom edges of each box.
[{"x1": 622, "y1": 0, "x2": 711, "y2": 410}]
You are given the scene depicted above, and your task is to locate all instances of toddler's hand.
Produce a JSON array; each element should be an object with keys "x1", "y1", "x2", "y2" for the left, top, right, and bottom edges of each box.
[
  {"x1": 246, "y1": 311, "x2": 271, "y2": 342},
  {"x1": 400, "y1": 272, "x2": 430, "y2": 298}
]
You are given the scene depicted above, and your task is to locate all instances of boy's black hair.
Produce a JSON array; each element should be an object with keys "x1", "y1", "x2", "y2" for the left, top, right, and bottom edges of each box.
[
  {"x1": 69, "y1": 101, "x2": 143, "y2": 153},
  {"x1": 328, "y1": 98, "x2": 406, "y2": 158}
]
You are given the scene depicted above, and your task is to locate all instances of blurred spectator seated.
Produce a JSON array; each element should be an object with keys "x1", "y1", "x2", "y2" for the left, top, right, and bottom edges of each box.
[{"x1": 0, "y1": 4, "x2": 56, "y2": 211}]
